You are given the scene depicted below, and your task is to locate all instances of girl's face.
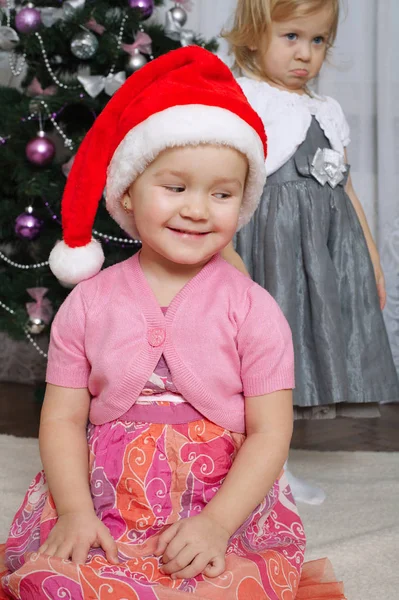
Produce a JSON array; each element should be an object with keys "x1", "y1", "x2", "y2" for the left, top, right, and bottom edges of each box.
[
  {"x1": 123, "y1": 145, "x2": 248, "y2": 269},
  {"x1": 257, "y1": 6, "x2": 333, "y2": 93}
]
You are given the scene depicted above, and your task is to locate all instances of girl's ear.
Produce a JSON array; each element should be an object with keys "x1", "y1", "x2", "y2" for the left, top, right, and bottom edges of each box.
[{"x1": 121, "y1": 190, "x2": 133, "y2": 213}]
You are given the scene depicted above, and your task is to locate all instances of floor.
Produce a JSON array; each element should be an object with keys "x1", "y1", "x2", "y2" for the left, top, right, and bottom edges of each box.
[{"x1": 1, "y1": 382, "x2": 398, "y2": 451}]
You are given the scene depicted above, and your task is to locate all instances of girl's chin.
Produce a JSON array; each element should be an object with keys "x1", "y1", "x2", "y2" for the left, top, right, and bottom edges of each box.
[
  {"x1": 159, "y1": 248, "x2": 218, "y2": 267},
  {"x1": 141, "y1": 238, "x2": 227, "y2": 266}
]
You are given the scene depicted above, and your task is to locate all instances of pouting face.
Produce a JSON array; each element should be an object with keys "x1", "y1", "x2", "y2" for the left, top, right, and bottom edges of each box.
[
  {"x1": 257, "y1": 6, "x2": 333, "y2": 93},
  {"x1": 123, "y1": 144, "x2": 248, "y2": 269}
]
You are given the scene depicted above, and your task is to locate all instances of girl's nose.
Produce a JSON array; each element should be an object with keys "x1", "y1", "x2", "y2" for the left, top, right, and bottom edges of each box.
[
  {"x1": 180, "y1": 194, "x2": 210, "y2": 221},
  {"x1": 295, "y1": 41, "x2": 311, "y2": 61}
]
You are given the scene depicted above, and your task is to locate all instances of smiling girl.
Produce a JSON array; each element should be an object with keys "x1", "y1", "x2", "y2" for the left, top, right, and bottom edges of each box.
[{"x1": 1, "y1": 46, "x2": 345, "y2": 599}]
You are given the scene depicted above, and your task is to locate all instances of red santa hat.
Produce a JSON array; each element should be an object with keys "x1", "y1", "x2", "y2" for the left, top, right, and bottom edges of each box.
[{"x1": 49, "y1": 46, "x2": 267, "y2": 285}]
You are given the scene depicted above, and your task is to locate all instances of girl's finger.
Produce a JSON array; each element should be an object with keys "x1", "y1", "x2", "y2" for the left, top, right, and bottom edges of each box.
[
  {"x1": 71, "y1": 541, "x2": 91, "y2": 564},
  {"x1": 203, "y1": 555, "x2": 226, "y2": 578},
  {"x1": 42, "y1": 543, "x2": 59, "y2": 558},
  {"x1": 53, "y1": 541, "x2": 74, "y2": 560},
  {"x1": 377, "y1": 281, "x2": 385, "y2": 310},
  {"x1": 38, "y1": 543, "x2": 48, "y2": 555},
  {"x1": 160, "y1": 536, "x2": 188, "y2": 566},
  {"x1": 171, "y1": 553, "x2": 209, "y2": 580},
  {"x1": 155, "y1": 523, "x2": 179, "y2": 557},
  {"x1": 160, "y1": 545, "x2": 196, "y2": 575},
  {"x1": 98, "y1": 527, "x2": 119, "y2": 564}
]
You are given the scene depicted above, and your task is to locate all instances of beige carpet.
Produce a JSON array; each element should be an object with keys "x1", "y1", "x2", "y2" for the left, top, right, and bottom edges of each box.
[{"x1": 0, "y1": 435, "x2": 398, "y2": 600}]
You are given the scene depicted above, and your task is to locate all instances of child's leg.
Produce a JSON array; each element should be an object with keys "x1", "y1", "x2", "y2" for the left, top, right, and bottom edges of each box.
[{"x1": 284, "y1": 461, "x2": 326, "y2": 505}]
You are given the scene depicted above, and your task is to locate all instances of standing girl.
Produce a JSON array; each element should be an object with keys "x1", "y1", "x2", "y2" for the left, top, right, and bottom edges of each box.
[
  {"x1": 223, "y1": 1, "x2": 399, "y2": 448},
  {"x1": 0, "y1": 47, "x2": 345, "y2": 599}
]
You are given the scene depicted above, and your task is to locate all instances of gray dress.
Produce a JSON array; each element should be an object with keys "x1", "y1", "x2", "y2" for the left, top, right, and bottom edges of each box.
[{"x1": 236, "y1": 118, "x2": 399, "y2": 409}]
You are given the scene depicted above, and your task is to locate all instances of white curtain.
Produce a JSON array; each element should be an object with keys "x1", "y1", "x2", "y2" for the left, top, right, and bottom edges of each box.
[{"x1": 189, "y1": 0, "x2": 399, "y2": 373}]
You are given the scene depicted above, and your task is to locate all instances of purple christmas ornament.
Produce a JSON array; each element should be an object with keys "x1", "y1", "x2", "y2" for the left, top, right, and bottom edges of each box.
[
  {"x1": 26, "y1": 131, "x2": 55, "y2": 167},
  {"x1": 15, "y1": 4, "x2": 42, "y2": 34},
  {"x1": 128, "y1": 0, "x2": 154, "y2": 20},
  {"x1": 15, "y1": 208, "x2": 43, "y2": 241}
]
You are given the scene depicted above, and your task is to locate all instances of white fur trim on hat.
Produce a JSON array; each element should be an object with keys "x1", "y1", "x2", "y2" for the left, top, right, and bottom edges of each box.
[
  {"x1": 49, "y1": 238, "x2": 105, "y2": 286},
  {"x1": 106, "y1": 104, "x2": 266, "y2": 240}
]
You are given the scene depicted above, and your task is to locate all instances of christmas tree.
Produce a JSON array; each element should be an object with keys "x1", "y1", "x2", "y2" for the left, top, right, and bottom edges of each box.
[{"x1": 0, "y1": 1, "x2": 217, "y2": 359}]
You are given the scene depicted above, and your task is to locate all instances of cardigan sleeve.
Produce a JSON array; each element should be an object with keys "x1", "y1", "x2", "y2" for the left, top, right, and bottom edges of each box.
[
  {"x1": 45, "y1": 284, "x2": 91, "y2": 388},
  {"x1": 237, "y1": 283, "x2": 295, "y2": 398}
]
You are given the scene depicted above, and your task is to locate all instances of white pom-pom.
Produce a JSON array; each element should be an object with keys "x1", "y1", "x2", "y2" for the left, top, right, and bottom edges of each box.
[{"x1": 49, "y1": 239, "x2": 104, "y2": 286}]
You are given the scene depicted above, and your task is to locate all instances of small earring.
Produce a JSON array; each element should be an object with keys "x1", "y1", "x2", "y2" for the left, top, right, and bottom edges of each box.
[{"x1": 123, "y1": 198, "x2": 129, "y2": 212}]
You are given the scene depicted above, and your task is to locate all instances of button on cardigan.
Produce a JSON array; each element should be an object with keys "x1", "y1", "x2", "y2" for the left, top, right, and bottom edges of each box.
[{"x1": 46, "y1": 253, "x2": 294, "y2": 432}]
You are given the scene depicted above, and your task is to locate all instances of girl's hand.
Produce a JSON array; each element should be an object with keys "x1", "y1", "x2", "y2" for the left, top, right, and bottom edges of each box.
[
  {"x1": 155, "y1": 514, "x2": 230, "y2": 580},
  {"x1": 370, "y1": 252, "x2": 387, "y2": 310},
  {"x1": 38, "y1": 510, "x2": 119, "y2": 565}
]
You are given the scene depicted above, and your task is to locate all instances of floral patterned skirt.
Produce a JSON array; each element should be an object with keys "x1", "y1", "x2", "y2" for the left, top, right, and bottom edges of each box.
[{"x1": 0, "y1": 407, "x2": 345, "y2": 599}]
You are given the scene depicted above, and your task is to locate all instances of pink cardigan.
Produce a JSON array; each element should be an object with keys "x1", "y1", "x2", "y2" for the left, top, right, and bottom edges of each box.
[{"x1": 46, "y1": 253, "x2": 294, "y2": 432}]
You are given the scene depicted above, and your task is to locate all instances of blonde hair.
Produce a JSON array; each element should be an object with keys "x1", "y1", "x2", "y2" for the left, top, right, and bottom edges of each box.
[{"x1": 222, "y1": 0, "x2": 340, "y2": 80}]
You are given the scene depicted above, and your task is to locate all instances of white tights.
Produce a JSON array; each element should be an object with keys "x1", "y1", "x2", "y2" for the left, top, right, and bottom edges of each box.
[{"x1": 284, "y1": 461, "x2": 326, "y2": 505}]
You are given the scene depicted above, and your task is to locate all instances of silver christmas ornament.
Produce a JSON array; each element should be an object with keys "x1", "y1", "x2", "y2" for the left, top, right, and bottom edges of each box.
[
  {"x1": 164, "y1": 10, "x2": 195, "y2": 46},
  {"x1": 70, "y1": 30, "x2": 99, "y2": 60},
  {"x1": 126, "y1": 49, "x2": 147, "y2": 74},
  {"x1": 0, "y1": 26, "x2": 20, "y2": 51},
  {"x1": 26, "y1": 317, "x2": 46, "y2": 335},
  {"x1": 170, "y1": 6, "x2": 187, "y2": 27}
]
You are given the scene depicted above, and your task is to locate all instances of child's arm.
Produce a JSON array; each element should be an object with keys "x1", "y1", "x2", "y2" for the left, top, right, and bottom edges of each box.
[
  {"x1": 157, "y1": 389, "x2": 293, "y2": 580},
  {"x1": 221, "y1": 241, "x2": 250, "y2": 276},
  {"x1": 38, "y1": 383, "x2": 119, "y2": 564},
  {"x1": 344, "y1": 150, "x2": 386, "y2": 309},
  {"x1": 202, "y1": 389, "x2": 293, "y2": 531}
]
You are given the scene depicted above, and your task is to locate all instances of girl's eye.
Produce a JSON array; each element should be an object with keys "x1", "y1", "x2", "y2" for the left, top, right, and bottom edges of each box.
[
  {"x1": 164, "y1": 186, "x2": 185, "y2": 193},
  {"x1": 313, "y1": 36, "x2": 325, "y2": 45},
  {"x1": 214, "y1": 192, "x2": 231, "y2": 200},
  {"x1": 285, "y1": 33, "x2": 297, "y2": 41}
]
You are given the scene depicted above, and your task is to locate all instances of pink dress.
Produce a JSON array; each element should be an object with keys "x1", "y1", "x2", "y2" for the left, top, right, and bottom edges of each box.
[{"x1": 0, "y1": 343, "x2": 345, "y2": 599}]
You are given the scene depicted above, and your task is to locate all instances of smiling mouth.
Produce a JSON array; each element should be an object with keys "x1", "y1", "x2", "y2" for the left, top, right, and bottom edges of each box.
[{"x1": 168, "y1": 227, "x2": 210, "y2": 236}]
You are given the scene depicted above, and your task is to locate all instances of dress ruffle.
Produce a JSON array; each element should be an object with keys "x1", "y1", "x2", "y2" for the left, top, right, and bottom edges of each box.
[{"x1": 0, "y1": 546, "x2": 346, "y2": 599}]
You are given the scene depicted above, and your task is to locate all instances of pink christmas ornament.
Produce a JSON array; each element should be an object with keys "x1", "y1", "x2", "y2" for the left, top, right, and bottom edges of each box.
[
  {"x1": 128, "y1": 0, "x2": 154, "y2": 20},
  {"x1": 26, "y1": 131, "x2": 55, "y2": 167},
  {"x1": 15, "y1": 5, "x2": 42, "y2": 34},
  {"x1": 15, "y1": 208, "x2": 43, "y2": 240}
]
